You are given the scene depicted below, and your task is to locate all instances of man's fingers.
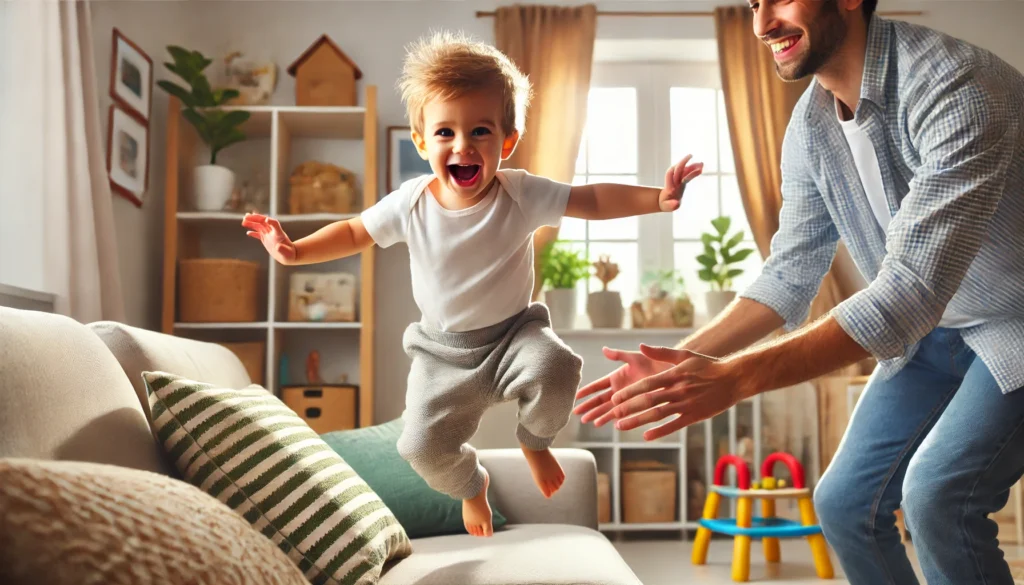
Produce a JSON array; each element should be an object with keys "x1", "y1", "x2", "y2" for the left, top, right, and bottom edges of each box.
[
  {"x1": 579, "y1": 399, "x2": 617, "y2": 425},
  {"x1": 614, "y1": 387, "x2": 685, "y2": 430},
  {"x1": 643, "y1": 414, "x2": 694, "y2": 441},
  {"x1": 576, "y1": 375, "x2": 612, "y2": 400},
  {"x1": 611, "y1": 366, "x2": 686, "y2": 406},
  {"x1": 638, "y1": 344, "x2": 687, "y2": 364}
]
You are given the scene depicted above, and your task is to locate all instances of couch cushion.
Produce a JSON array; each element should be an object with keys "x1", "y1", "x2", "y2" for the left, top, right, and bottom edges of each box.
[
  {"x1": 379, "y1": 524, "x2": 641, "y2": 585},
  {"x1": 143, "y1": 371, "x2": 412, "y2": 585},
  {"x1": 320, "y1": 418, "x2": 509, "y2": 539},
  {"x1": 0, "y1": 457, "x2": 309, "y2": 585},
  {"x1": 0, "y1": 307, "x2": 168, "y2": 474},
  {"x1": 88, "y1": 321, "x2": 251, "y2": 425}
]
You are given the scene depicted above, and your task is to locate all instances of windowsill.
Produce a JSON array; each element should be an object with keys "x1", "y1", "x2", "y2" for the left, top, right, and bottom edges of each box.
[{"x1": 0, "y1": 282, "x2": 56, "y2": 312}]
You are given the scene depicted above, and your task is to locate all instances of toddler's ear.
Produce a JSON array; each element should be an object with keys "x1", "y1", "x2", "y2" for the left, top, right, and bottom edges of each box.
[
  {"x1": 501, "y1": 131, "x2": 520, "y2": 160},
  {"x1": 411, "y1": 130, "x2": 429, "y2": 160}
]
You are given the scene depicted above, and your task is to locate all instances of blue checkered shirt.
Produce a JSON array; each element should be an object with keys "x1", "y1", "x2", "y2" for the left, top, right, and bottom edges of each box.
[{"x1": 741, "y1": 17, "x2": 1024, "y2": 393}]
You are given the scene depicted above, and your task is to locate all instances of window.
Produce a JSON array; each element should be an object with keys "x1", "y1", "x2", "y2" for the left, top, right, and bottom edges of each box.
[{"x1": 557, "y1": 62, "x2": 761, "y2": 325}]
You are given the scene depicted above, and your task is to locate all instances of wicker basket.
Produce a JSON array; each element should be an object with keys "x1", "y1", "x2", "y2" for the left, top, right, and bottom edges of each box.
[
  {"x1": 178, "y1": 258, "x2": 260, "y2": 323},
  {"x1": 219, "y1": 341, "x2": 265, "y2": 385},
  {"x1": 622, "y1": 460, "x2": 677, "y2": 524}
]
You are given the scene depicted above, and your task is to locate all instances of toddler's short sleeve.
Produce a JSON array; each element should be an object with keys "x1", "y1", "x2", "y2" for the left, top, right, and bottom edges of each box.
[
  {"x1": 503, "y1": 169, "x2": 572, "y2": 232},
  {"x1": 360, "y1": 187, "x2": 411, "y2": 248}
]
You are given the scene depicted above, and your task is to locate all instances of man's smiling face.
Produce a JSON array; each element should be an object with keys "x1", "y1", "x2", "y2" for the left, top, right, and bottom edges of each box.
[{"x1": 750, "y1": 0, "x2": 850, "y2": 81}]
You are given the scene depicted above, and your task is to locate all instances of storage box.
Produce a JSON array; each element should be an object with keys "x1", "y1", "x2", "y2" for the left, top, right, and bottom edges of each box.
[
  {"x1": 598, "y1": 472, "x2": 611, "y2": 524},
  {"x1": 288, "y1": 272, "x2": 356, "y2": 322},
  {"x1": 281, "y1": 384, "x2": 358, "y2": 434},
  {"x1": 288, "y1": 161, "x2": 358, "y2": 215},
  {"x1": 178, "y1": 258, "x2": 260, "y2": 322},
  {"x1": 622, "y1": 460, "x2": 677, "y2": 524},
  {"x1": 219, "y1": 341, "x2": 265, "y2": 386}
]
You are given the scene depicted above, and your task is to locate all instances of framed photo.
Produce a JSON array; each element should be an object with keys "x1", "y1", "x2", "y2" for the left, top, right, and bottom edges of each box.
[
  {"x1": 109, "y1": 28, "x2": 152, "y2": 123},
  {"x1": 387, "y1": 126, "x2": 433, "y2": 193},
  {"x1": 106, "y1": 105, "x2": 149, "y2": 207}
]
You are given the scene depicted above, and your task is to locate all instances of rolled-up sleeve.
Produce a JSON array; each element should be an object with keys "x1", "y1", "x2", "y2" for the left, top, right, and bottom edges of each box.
[
  {"x1": 740, "y1": 120, "x2": 840, "y2": 330},
  {"x1": 832, "y1": 65, "x2": 1016, "y2": 359}
]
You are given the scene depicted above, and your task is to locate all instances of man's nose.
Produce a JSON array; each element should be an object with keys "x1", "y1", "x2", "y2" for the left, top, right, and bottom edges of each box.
[{"x1": 752, "y1": 6, "x2": 776, "y2": 40}]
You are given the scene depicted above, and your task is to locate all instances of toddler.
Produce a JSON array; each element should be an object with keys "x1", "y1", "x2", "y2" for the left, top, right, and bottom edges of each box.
[{"x1": 243, "y1": 31, "x2": 703, "y2": 537}]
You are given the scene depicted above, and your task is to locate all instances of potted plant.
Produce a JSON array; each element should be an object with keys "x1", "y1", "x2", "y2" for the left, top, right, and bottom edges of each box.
[
  {"x1": 587, "y1": 255, "x2": 624, "y2": 328},
  {"x1": 158, "y1": 46, "x2": 250, "y2": 211},
  {"x1": 540, "y1": 241, "x2": 590, "y2": 330},
  {"x1": 696, "y1": 216, "x2": 756, "y2": 318},
  {"x1": 630, "y1": 269, "x2": 694, "y2": 328}
]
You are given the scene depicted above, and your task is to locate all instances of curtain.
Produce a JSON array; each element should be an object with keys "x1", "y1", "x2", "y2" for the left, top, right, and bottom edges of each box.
[
  {"x1": 0, "y1": 0, "x2": 125, "y2": 322},
  {"x1": 494, "y1": 3, "x2": 597, "y2": 300}
]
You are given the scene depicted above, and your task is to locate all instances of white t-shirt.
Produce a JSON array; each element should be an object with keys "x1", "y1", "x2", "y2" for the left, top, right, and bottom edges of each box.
[
  {"x1": 361, "y1": 168, "x2": 572, "y2": 332},
  {"x1": 836, "y1": 100, "x2": 984, "y2": 329}
]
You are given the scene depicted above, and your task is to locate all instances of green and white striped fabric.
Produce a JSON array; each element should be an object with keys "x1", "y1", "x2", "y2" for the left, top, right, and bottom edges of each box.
[{"x1": 143, "y1": 371, "x2": 412, "y2": 585}]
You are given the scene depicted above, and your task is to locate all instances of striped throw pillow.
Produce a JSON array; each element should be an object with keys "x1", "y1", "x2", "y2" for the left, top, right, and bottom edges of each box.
[{"x1": 143, "y1": 371, "x2": 412, "y2": 585}]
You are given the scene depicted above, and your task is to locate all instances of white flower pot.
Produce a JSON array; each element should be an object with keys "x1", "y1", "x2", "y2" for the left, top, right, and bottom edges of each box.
[
  {"x1": 705, "y1": 290, "x2": 737, "y2": 319},
  {"x1": 193, "y1": 164, "x2": 236, "y2": 211},
  {"x1": 545, "y1": 288, "x2": 578, "y2": 330},
  {"x1": 587, "y1": 290, "x2": 623, "y2": 328}
]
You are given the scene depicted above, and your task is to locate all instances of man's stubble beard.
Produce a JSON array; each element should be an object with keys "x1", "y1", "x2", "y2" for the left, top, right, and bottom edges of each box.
[{"x1": 774, "y1": 0, "x2": 848, "y2": 82}]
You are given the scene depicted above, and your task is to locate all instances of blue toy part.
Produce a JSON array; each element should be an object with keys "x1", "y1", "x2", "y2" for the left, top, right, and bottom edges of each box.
[{"x1": 698, "y1": 516, "x2": 823, "y2": 539}]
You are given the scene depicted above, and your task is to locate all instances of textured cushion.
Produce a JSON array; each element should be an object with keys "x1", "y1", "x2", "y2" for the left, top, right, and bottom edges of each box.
[
  {"x1": 89, "y1": 320, "x2": 252, "y2": 425},
  {"x1": 144, "y1": 371, "x2": 412, "y2": 585},
  {"x1": 321, "y1": 418, "x2": 508, "y2": 538},
  {"x1": 0, "y1": 457, "x2": 308, "y2": 585},
  {"x1": 0, "y1": 307, "x2": 168, "y2": 474},
  {"x1": 379, "y1": 524, "x2": 643, "y2": 585}
]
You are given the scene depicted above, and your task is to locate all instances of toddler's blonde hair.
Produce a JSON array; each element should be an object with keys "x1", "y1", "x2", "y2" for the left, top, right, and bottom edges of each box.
[{"x1": 398, "y1": 30, "x2": 531, "y2": 138}]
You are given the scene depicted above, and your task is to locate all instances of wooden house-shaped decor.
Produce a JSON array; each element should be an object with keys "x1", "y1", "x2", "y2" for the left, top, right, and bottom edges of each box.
[{"x1": 287, "y1": 34, "x2": 363, "y2": 107}]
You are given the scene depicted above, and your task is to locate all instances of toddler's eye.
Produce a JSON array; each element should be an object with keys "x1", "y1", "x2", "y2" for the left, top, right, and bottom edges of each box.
[
  {"x1": 472, "y1": 127, "x2": 492, "y2": 136},
  {"x1": 435, "y1": 128, "x2": 454, "y2": 137}
]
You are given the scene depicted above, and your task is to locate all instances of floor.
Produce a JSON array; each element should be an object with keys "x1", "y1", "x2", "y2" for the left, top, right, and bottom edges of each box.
[{"x1": 610, "y1": 533, "x2": 1024, "y2": 584}]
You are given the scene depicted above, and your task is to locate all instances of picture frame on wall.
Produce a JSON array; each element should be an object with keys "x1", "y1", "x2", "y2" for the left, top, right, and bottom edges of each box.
[
  {"x1": 387, "y1": 126, "x2": 433, "y2": 193},
  {"x1": 109, "y1": 28, "x2": 152, "y2": 123},
  {"x1": 106, "y1": 105, "x2": 149, "y2": 207}
]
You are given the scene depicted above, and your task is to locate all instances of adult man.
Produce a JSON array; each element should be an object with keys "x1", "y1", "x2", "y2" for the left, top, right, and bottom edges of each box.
[{"x1": 574, "y1": 1, "x2": 1024, "y2": 583}]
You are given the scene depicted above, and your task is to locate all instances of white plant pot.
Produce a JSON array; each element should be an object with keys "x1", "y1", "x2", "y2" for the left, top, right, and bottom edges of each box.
[
  {"x1": 545, "y1": 288, "x2": 578, "y2": 330},
  {"x1": 193, "y1": 164, "x2": 236, "y2": 211},
  {"x1": 587, "y1": 290, "x2": 624, "y2": 328},
  {"x1": 705, "y1": 290, "x2": 737, "y2": 319}
]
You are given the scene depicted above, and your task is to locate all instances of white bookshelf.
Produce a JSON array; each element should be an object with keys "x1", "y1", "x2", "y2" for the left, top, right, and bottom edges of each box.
[{"x1": 161, "y1": 87, "x2": 379, "y2": 428}]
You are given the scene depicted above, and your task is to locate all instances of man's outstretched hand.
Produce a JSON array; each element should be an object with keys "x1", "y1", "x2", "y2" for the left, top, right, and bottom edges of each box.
[
  {"x1": 242, "y1": 213, "x2": 297, "y2": 265},
  {"x1": 574, "y1": 347, "x2": 675, "y2": 425},
  {"x1": 580, "y1": 345, "x2": 757, "y2": 441}
]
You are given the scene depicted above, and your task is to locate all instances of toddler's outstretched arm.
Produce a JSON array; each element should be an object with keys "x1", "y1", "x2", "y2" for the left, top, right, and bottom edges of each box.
[
  {"x1": 242, "y1": 213, "x2": 375, "y2": 266},
  {"x1": 565, "y1": 154, "x2": 703, "y2": 221}
]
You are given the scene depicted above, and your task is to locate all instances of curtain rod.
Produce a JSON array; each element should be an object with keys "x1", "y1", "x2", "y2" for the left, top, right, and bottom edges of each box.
[{"x1": 475, "y1": 10, "x2": 923, "y2": 18}]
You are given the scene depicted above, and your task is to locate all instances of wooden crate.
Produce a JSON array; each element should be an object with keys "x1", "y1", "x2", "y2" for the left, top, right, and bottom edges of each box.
[
  {"x1": 178, "y1": 259, "x2": 260, "y2": 323},
  {"x1": 622, "y1": 460, "x2": 677, "y2": 524},
  {"x1": 282, "y1": 385, "x2": 358, "y2": 434},
  {"x1": 598, "y1": 472, "x2": 611, "y2": 524}
]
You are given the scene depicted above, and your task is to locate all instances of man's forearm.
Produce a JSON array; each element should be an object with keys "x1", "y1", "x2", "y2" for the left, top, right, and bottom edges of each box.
[
  {"x1": 729, "y1": 315, "x2": 870, "y2": 395},
  {"x1": 675, "y1": 297, "x2": 785, "y2": 358},
  {"x1": 569, "y1": 183, "x2": 662, "y2": 220}
]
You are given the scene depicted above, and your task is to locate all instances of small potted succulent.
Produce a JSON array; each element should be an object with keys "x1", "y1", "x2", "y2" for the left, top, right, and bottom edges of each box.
[
  {"x1": 540, "y1": 241, "x2": 590, "y2": 330},
  {"x1": 587, "y1": 254, "x2": 624, "y2": 328},
  {"x1": 630, "y1": 269, "x2": 694, "y2": 328},
  {"x1": 697, "y1": 216, "x2": 756, "y2": 318},
  {"x1": 158, "y1": 45, "x2": 250, "y2": 211}
]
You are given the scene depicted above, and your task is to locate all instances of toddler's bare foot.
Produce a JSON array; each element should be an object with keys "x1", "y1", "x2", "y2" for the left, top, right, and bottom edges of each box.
[
  {"x1": 462, "y1": 470, "x2": 493, "y2": 537},
  {"x1": 520, "y1": 444, "x2": 565, "y2": 498}
]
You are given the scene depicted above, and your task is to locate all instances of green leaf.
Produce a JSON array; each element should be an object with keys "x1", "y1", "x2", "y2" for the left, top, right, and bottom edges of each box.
[
  {"x1": 696, "y1": 254, "x2": 716, "y2": 268},
  {"x1": 711, "y1": 216, "x2": 731, "y2": 236},
  {"x1": 730, "y1": 248, "x2": 756, "y2": 263},
  {"x1": 725, "y1": 230, "x2": 744, "y2": 250},
  {"x1": 726, "y1": 268, "x2": 744, "y2": 278},
  {"x1": 698, "y1": 268, "x2": 715, "y2": 282},
  {"x1": 700, "y1": 233, "x2": 715, "y2": 246},
  {"x1": 156, "y1": 80, "x2": 195, "y2": 108},
  {"x1": 191, "y1": 75, "x2": 215, "y2": 107}
]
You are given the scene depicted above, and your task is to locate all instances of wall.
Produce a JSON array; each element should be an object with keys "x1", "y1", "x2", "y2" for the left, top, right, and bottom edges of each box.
[{"x1": 89, "y1": 0, "x2": 1024, "y2": 446}]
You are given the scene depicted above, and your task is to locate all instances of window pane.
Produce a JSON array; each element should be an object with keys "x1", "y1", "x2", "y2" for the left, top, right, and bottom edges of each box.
[
  {"x1": 559, "y1": 216, "x2": 587, "y2": 241},
  {"x1": 718, "y1": 175, "x2": 753, "y2": 244},
  {"x1": 587, "y1": 242, "x2": 639, "y2": 320},
  {"x1": 718, "y1": 91, "x2": 735, "y2": 174},
  {"x1": 586, "y1": 175, "x2": 638, "y2": 240},
  {"x1": 671, "y1": 87, "x2": 718, "y2": 173},
  {"x1": 674, "y1": 241, "x2": 708, "y2": 316},
  {"x1": 672, "y1": 174, "x2": 721, "y2": 241},
  {"x1": 586, "y1": 88, "x2": 637, "y2": 174}
]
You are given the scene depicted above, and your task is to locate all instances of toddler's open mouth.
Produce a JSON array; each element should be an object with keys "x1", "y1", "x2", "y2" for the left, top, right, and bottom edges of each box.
[{"x1": 448, "y1": 164, "x2": 481, "y2": 187}]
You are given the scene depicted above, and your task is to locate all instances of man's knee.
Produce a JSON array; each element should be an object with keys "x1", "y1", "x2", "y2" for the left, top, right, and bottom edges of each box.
[
  {"x1": 814, "y1": 470, "x2": 861, "y2": 534},
  {"x1": 902, "y1": 453, "x2": 955, "y2": 533}
]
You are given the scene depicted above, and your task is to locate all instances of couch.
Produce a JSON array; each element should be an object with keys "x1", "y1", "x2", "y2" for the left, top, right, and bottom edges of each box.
[{"x1": 0, "y1": 307, "x2": 641, "y2": 585}]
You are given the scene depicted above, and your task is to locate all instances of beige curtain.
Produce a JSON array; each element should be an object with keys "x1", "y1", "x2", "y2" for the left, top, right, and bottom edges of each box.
[
  {"x1": 715, "y1": 5, "x2": 864, "y2": 340},
  {"x1": 494, "y1": 3, "x2": 597, "y2": 300},
  {"x1": 0, "y1": 0, "x2": 125, "y2": 322}
]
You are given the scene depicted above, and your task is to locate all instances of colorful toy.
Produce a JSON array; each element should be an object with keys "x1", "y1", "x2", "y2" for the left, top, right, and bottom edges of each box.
[{"x1": 692, "y1": 452, "x2": 834, "y2": 582}]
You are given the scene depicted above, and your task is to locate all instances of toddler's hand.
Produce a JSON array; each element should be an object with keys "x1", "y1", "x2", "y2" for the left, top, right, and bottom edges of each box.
[
  {"x1": 659, "y1": 154, "x2": 704, "y2": 212},
  {"x1": 242, "y1": 213, "x2": 297, "y2": 264}
]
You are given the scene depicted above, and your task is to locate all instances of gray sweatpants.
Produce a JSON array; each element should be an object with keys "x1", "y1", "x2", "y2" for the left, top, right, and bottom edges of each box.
[{"x1": 396, "y1": 303, "x2": 584, "y2": 500}]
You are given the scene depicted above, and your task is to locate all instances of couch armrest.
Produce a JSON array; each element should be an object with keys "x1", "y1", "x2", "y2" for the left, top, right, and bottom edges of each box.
[{"x1": 478, "y1": 448, "x2": 597, "y2": 530}]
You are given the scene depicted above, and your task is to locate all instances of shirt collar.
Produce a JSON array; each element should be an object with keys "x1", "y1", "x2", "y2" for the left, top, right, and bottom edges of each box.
[{"x1": 806, "y1": 15, "x2": 893, "y2": 123}]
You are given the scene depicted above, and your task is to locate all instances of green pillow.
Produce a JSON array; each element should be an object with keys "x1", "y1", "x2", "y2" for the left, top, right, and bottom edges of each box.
[{"x1": 320, "y1": 418, "x2": 507, "y2": 538}]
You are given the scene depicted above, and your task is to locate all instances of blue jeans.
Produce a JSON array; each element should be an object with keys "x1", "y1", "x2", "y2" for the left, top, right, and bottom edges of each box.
[{"x1": 814, "y1": 328, "x2": 1024, "y2": 585}]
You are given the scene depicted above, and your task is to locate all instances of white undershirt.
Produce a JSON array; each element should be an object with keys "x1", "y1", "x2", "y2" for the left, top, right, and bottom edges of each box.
[{"x1": 836, "y1": 99, "x2": 984, "y2": 329}]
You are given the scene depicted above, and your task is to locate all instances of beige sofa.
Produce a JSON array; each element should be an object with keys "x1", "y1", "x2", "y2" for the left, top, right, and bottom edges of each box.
[{"x1": 0, "y1": 307, "x2": 641, "y2": 585}]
